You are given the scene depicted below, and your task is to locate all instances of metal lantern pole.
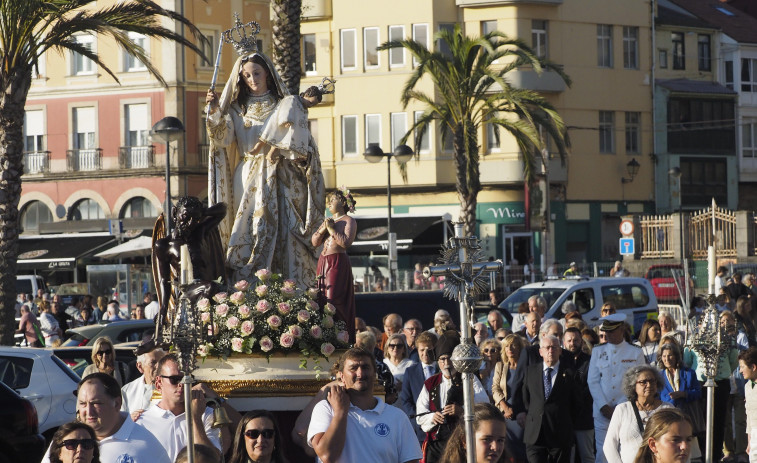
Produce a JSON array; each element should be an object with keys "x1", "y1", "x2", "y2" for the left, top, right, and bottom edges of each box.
[
  {"x1": 151, "y1": 117, "x2": 185, "y2": 236},
  {"x1": 386, "y1": 154, "x2": 393, "y2": 291}
]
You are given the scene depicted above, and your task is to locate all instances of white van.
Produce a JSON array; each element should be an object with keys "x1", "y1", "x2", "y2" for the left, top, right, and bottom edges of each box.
[
  {"x1": 15, "y1": 275, "x2": 46, "y2": 297},
  {"x1": 499, "y1": 277, "x2": 659, "y2": 333}
]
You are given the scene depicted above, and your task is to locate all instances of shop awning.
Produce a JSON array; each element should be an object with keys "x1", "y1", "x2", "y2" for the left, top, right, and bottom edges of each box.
[
  {"x1": 350, "y1": 215, "x2": 450, "y2": 254},
  {"x1": 17, "y1": 233, "x2": 117, "y2": 270}
]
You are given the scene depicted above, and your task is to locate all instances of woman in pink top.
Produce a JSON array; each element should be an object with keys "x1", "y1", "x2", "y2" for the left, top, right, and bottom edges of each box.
[{"x1": 311, "y1": 188, "x2": 357, "y2": 342}]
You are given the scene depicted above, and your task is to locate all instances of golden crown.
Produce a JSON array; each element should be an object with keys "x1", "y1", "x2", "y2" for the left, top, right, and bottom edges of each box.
[{"x1": 223, "y1": 13, "x2": 261, "y2": 56}]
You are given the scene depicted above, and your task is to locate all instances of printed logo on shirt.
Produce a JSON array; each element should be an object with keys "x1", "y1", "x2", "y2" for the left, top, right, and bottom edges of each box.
[
  {"x1": 116, "y1": 455, "x2": 135, "y2": 463},
  {"x1": 374, "y1": 423, "x2": 390, "y2": 437}
]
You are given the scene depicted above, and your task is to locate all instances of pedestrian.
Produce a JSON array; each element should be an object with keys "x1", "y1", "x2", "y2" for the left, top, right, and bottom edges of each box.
[
  {"x1": 38, "y1": 300, "x2": 62, "y2": 346},
  {"x1": 120, "y1": 341, "x2": 165, "y2": 417},
  {"x1": 738, "y1": 347, "x2": 757, "y2": 463},
  {"x1": 83, "y1": 337, "x2": 124, "y2": 387},
  {"x1": 228, "y1": 410, "x2": 288, "y2": 463},
  {"x1": 16, "y1": 305, "x2": 42, "y2": 347},
  {"x1": 47, "y1": 422, "x2": 100, "y2": 463}
]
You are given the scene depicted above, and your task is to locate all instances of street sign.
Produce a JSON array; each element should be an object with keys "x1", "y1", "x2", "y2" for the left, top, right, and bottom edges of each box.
[
  {"x1": 619, "y1": 238, "x2": 635, "y2": 255},
  {"x1": 619, "y1": 219, "x2": 634, "y2": 236}
]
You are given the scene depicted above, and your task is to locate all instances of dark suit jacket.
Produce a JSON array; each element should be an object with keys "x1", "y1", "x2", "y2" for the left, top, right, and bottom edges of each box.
[
  {"x1": 571, "y1": 350, "x2": 594, "y2": 430},
  {"x1": 521, "y1": 361, "x2": 580, "y2": 448},
  {"x1": 512, "y1": 345, "x2": 574, "y2": 414}
]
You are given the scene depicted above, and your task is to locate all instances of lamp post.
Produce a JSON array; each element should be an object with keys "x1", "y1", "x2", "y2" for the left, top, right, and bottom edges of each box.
[
  {"x1": 620, "y1": 158, "x2": 640, "y2": 206},
  {"x1": 668, "y1": 167, "x2": 684, "y2": 263},
  {"x1": 151, "y1": 117, "x2": 185, "y2": 236},
  {"x1": 364, "y1": 143, "x2": 413, "y2": 291}
]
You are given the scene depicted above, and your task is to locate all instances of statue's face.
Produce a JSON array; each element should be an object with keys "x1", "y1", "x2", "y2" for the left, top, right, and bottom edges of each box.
[
  {"x1": 240, "y1": 61, "x2": 269, "y2": 96},
  {"x1": 174, "y1": 205, "x2": 200, "y2": 237}
]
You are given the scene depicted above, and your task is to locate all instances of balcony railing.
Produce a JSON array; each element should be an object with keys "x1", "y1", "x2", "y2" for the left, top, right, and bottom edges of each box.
[
  {"x1": 118, "y1": 145, "x2": 155, "y2": 169},
  {"x1": 198, "y1": 143, "x2": 209, "y2": 167},
  {"x1": 66, "y1": 148, "x2": 102, "y2": 172},
  {"x1": 23, "y1": 151, "x2": 50, "y2": 174}
]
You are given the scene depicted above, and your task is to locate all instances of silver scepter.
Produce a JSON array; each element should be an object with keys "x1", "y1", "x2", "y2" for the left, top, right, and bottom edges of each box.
[
  {"x1": 209, "y1": 38, "x2": 224, "y2": 92},
  {"x1": 206, "y1": 38, "x2": 223, "y2": 206}
]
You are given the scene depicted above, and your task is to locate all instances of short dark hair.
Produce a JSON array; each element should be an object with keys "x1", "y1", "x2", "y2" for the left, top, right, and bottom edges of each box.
[
  {"x1": 338, "y1": 347, "x2": 376, "y2": 372},
  {"x1": 156, "y1": 352, "x2": 180, "y2": 376},
  {"x1": 564, "y1": 326, "x2": 582, "y2": 337},
  {"x1": 49, "y1": 422, "x2": 100, "y2": 463},
  {"x1": 739, "y1": 347, "x2": 757, "y2": 367},
  {"x1": 78, "y1": 372, "x2": 121, "y2": 400},
  {"x1": 300, "y1": 85, "x2": 323, "y2": 103},
  {"x1": 176, "y1": 444, "x2": 221, "y2": 463}
]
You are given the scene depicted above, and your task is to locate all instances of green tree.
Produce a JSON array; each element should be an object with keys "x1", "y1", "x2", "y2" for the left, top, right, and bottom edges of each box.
[
  {"x1": 271, "y1": 0, "x2": 302, "y2": 95},
  {"x1": 379, "y1": 25, "x2": 570, "y2": 237},
  {"x1": 0, "y1": 0, "x2": 205, "y2": 344}
]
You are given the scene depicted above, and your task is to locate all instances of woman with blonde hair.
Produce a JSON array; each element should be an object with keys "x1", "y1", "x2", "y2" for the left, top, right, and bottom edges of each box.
[
  {"x1": 478, "y1": 338, "x2": 501, "y2": 397},
  {"x1": 82, "y1": 337, "x2": 123, "y2": 386},
  {"x1": 658, "y1": 312, "x2": 684, "y2": 346},
  {"x1": 491, "y1": 334, "x2": 526, "y2": 462},
  {"x1": 633, "y1": 408, "x2": 692, "y2": 463},
  {"x1": 382, "y1": 333, "x2": 415, "y2": 386}
]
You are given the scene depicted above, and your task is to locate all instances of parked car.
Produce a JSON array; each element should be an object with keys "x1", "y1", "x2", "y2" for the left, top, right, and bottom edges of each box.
[
  {"x1": 0, "y1": 380, "x2": 46, "y2": 463},
  {"x1": 499, "y1": 277, "x2": 659, "y2": 333},
  {"x1": 644, "y1": 264, "x2": 692, "y2": 303},
  {"x1": 0, "y1": 347, "x2": 79, "y2": 436},
  {"x1": 16, "y1": 275, "x2": 46, "y2": 298},
  {"x1": 52, "y1": 346, "x2": 138, "y2": 383},
  {"x1": 61, "y1": 319, "x2": 155, "y2": 346}
]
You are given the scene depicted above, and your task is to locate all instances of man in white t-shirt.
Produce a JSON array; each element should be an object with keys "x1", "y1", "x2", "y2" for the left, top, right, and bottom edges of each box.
[
  {"x1": 308, "y1": 347, "x2": 422, "y2": 463},
  {"x1": 121, "y1": 342, "x2": 165, "y2": 418},
  {"x1": 135, "y1": 353, "x2": 226, "y2": 462},
  {"x1": 41, "y1": 373, "x2": 170, "y2": 463},
  {"x1": 144, "y1": 293, "x2": 160, "y2": 320}
]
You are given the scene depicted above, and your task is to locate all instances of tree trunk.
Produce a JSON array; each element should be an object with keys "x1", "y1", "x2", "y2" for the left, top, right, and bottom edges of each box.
[
  {"x1": 271, "y1": 0, "x2": 302, "y2": 96},
  {"x1": 453, "y1": 120, "x2": 481, "y2": 237},
  {"x1": 0, "y1": 70, "x2": 31, "y2": 345}
]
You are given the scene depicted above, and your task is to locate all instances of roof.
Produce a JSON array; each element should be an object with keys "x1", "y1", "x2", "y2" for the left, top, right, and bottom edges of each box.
[
  {"x1": 667, "y1": 0, "x2": 757, "y2": 44},
  {"x1": 656, "y1": 78, "x2": 737, "y2": 95},
  {"x1": 17, "y1": 233, "x2": 116, "y2": 271},
  {"x1": 657, "y1": 4, "x2": 719, "y2": 29}
]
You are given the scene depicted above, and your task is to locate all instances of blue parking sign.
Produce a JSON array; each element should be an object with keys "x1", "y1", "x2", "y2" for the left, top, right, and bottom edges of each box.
[{"x1": 619, "y1": 238, "x2": 634, "y2": 255}]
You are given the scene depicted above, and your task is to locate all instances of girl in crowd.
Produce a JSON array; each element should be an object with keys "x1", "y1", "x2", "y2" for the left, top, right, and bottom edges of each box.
[
  {"x1": 48, "y1": 422, "x2": 99, "y2": 463},
  {"x1": 439, "y1": 403, "x2": 508, "y2": 463},
  {"x1": 636, "y1": 319, "x2": 661, "y2": 365},
  {"x1": 228, "y1": 410, "x2": 289, "y2": 463},
  {"x1": 632, "y1": 408, "x2": 693, "y2": 463}
]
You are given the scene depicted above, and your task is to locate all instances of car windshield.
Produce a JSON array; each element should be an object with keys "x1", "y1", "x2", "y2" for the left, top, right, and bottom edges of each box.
[{"x1": 500, "y1": 287, "x2": 566, "y2": 315}]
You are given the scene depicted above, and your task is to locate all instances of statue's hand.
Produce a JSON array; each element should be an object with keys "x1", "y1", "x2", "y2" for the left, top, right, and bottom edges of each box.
[{"x1": 205, "y1": 90, "x2": 219, "y2": 113}]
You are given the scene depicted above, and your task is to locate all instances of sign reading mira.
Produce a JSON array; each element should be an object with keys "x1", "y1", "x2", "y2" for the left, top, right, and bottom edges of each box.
[{"x1": 478, "y1": 202, "x2": 526, "y2": 225}]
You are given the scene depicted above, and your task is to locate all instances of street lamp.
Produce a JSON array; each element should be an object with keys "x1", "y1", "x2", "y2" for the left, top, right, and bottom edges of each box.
[
  {"x1": 151, "y1": 117, "x2": 185, "y2": 236},
  {"x1": 364, "y1": 143, "x2": 413, "y2": 291},
  {"x1": 668, "y1": 167, "x2": 684, "y2": 263},
  {"x1": 621, "y1": 158, "x2": 641, "y2": 184}
]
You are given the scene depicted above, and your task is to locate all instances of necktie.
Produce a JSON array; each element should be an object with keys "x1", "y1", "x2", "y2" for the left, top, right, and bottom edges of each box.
[
  {"x1": 544, "y1": 367, "x2": 553, "y2": 399},
  {"x1": 425, "y1": 365, "x2": 433, "y2": 379}
]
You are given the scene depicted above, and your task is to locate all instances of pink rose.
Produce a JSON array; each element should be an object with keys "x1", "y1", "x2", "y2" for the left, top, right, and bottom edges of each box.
[
  {"x1": 255, "y1": 285, "x2": 268, "y2": 297},
  {"x1": 240, "y1": 320, "x2": 254, "y2": 336},
  {"x1": 200, "y1": 312, "x2": 211, "y2": 324},
  {"x1": 320, "y1": 343, "x2": 335, "y2": 356},
  {"x1": 230, "y1": 291, "x2": 245, "y2": 305},
  {"x1": 306, "y1": 288, "x2": 319, "y2": 299},
  {"x1": 289, "y1": 325, "x2": 303, "y2": 338},
  {"x1": 197, "y1": 344, "x2": 209, "y2": 357},
  {"x1": 284, "y1": 279, "x2": 297, "y2": 289},
  {"x1": 297, "y1": 310, "x2": 311, "y2": 323},
  {"x1": 279, "y1": 332, "x2": 295, "y2": 348},
  {"x1": 213, "y1": 292, "x2": 228, "y2": 304},
  {"x1": 324, "y1": 303, "x2": 337, "y2": 315},
  {"x1": 256, "y1": 300, "x2": 270, "y2": 313},
  {"x1": 321, "y1": 315, "x2": 334, "y2": 329},
  {"x1": 234, "y1": 280, "x2": 250, "y2": 291},
  {"x1": 259, "y1": 336, "x2": 274, "y2": 352},
  {"x1": 197, "y1": 298, "x2": 211, "y2": 312},
  {"x1": 238, "y1": 305, "x2": 251, "y2": 319},
  {"x1": 215, "y1": 303, "x2": 229, "y2": 317},
  {"x1": 277, "y1": 302, "x2": 291, "y2": 315},
  {"x1": 308, "y1": 300, "x2": 319, "y2": 311},
  {"x1": 231, "y1": 337, "x2": 244, "y2": 353},
  {"x1": 267, "y1": 315, "x2": 282, "y2": 329},
  {"x1": 310, "y1": 325, "x2": 323, "y2": 339},
  {"x1": 226, "y1": 316, "x2": 240, "y2": 330},
  {"x1": 336, "y1": 330, "x2": 349, "y2": 344},
  {"x1": 280, "y1": 286, "x2": 295, "y2": 299},
  {"x1": 255, "y1": 269, "x2": 271, "y2": 281}
]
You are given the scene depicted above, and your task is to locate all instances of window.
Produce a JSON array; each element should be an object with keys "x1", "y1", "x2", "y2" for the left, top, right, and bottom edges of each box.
[
  {"x1": 698, "y1": 35, "x2": 711, "y2": 71},
  {"x1": 442, "y1": 126, "x2": 454, "y2": 152},
  {"x1": 124, "y1": 32, "x2": 147, "y2": 71},
  {"x1": 390, "y1": 113, "x2": 407, "y2": 150},
  {"x1": 725, "y1": 60, "x2": 734, "y2": 89},
  {"x1": 364, "y1": 27, "x2": 379, "y2": 69},
  {"x1": 125, "y1": 103, "x2": 149, "y2": 168},
  {"x1": 481, "y1": 20, "x2": 497, "y2": 36},
  {"x1": 365, "y1": 114, "x2": 381, "y2": 148},
  {"x1": 33, "y1": 54, "x2": 46, "y2": 79},
  {"x1": 659, "y1": 49, "x2": 668, "y2": 69},
  {"x1": 389, "y1": 26, "x2": 405, "y2": 67},
  {"x1": 340, "y1": 29, "x2": 357, "y2": 71},
  {"x1": 599, "y1": 111, "x2": 615, "y2": 153},
  {"x1": 625, "y1": 112, "x2": 640, "y2": 154},
  {"x1": 532, "y1": 20, "x2": 548, "y2": 59},
  {"x1": 412, "y1": 24, "x2": 428, "y2": 67},
  {"x1": 672, "y1": 32, "x2": 685, "y2": 70},
  {"x1": 622, "y1": 27, "x2": 638, "y2": 69},
  {"x1": 73, "y1": 107, "x2": 98, "y2": 170},
  {"x1": 302, "y1": 34, "x2": 316, "y2": 74},
  {"x1": 342, "y1": 115, "x2": 358, "y2": 156},
  {"x1": 72, "y1": 35, "x2": 95, "y2": 75},
  {"x1": 744, "y1": 120, "x2": 757, "y2": 158},
  {"x1": 597, "y1": 25, "x2": 613, "y2": 68},
  {"x1": 667, "y1": 97, "x2": 735, "y2": 153},
  {"x1": 680, "y1": 157, "x2": 727, "y2": 206},
  {"x1": 601, "y1": 285, "x2": 650, "y2": 309},
  {"x1": 742, "y1": 59, "x2": 757, "y2": 92},
  {"x1": 199, "y1": 30, "x2": 218, "y2": 67},
  {"x1": 414, "y1": 111, "x2": 430, "y2": 153},
  {"x1": 24, "y1": 110, "x2": 44, "y2": 152},
  {"x1": 486, "y1": 119, "x2": 500, "y2": 152},
  {"x1": 121, "y1": 197, "x2": 156, "y2": 219},
  {"x1": 438, "y1": 23, "x2": 455, "y2": 58},
  {"x1": 21, "y1": 201, "x2": 52, "y2": 232},
  {"x1": 69, "y1": 199, "x2": 104, "y2": 221}
]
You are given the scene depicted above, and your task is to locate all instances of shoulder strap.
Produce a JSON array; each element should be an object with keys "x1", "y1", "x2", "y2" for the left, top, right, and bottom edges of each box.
[{"x1": 631, "y1": 401, "x2": 644, "y2": 434}]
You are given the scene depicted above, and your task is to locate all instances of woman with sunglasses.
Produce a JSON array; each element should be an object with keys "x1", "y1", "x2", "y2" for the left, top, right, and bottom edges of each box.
[
  {"x1": 49, "y1": 421, "x2": 100, "y2": 463},
  {"x1": 491, "y1": 334, "x2": 526, "y2": 462},
  {"x1": 383, "y1": 333, "x2": 416, "y2": 389},
  {"x1": 229, "y1": 410, "x2": 288, "y2": 463},
  {"x1": 478, "y1": 338, "x2": 501, "y2": 398},
  {"x1": 82, "y1": 337, "x2": 123, "y2": 386}
]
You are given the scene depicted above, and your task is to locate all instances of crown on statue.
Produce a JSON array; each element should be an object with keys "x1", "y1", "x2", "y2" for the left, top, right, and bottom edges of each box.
[{"x1": 223, "y1": 13, "x2": 261, "y2": 56}]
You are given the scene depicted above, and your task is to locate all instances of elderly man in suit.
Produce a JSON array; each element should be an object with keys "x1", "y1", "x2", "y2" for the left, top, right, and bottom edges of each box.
[
  {"x1": 517, "y1": 334, "x2": 581, "y2": 463},
  {"x1": 399, "y1": 332, "x2": 438, "y2": 443}
]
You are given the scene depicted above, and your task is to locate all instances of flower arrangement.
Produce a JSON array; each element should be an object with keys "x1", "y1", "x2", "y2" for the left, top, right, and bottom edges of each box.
[{"x1": 196, "y1": 269, "x2": 349, "y2": 364}]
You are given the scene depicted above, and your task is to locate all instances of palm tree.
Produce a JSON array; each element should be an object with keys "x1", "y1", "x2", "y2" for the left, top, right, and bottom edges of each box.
[
  {"x1": 271, "y1": 0, "x2": 302, "y2": 95},
  {"x1": 379, "y1": 24, "x2": 570, "y2": 237},
  {"x1": 0, "y1": 0, "x2": 205, "y2": 344}
]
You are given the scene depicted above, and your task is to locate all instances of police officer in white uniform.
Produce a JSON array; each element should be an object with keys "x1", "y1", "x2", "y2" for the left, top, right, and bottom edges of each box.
[{"x1": 587, "y1": 314, "x2": 645, "y2": 463}]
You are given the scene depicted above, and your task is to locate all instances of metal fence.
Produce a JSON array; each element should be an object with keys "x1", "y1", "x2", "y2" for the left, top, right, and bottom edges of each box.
[{"x1": 639, "y1": 215, "x2": 674, "y2": 259}]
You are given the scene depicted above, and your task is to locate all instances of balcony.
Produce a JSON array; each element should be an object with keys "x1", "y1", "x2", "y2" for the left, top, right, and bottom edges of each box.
[
  {"x1": 302, "y1": 0, "x2": 331, "y2": 19},
  {"x1": 457, "y1": 0, "x2": 561, "y2": 5},
  {"x1": 66, "y1": 148, "x2": 102, "y2": 172},
  {"x1": 508, "y1": 69, "x2": 567, "y2": 93},
  {"x1": 118, "y1": 145, "x2": 155, "y2": 169},
  {"x1": 23, "y1": 151, "x2": 50, "y2": 174}
]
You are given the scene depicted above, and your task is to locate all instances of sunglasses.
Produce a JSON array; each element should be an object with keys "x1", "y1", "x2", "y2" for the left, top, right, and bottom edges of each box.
[
  {"x1": 496, "y1": 337, "x2": 505, "y2": 341},
  {"x1": 96, "y1": 350, "x2": 112, "y2": 356},
  {"x1": 483, "y1": 348, "x2": 500, "y2": 353},
  {"x1": 160, "y1": 375, "x2": 184, "y2": 385},
  {"x1": 387, "y1": 344, "x2": 403, "y2": 349},
  {"x1": 244, "y1": 429, "x2": 275, "y2": 439},
  {"x1": 62, "y1": 439, "x2": 96, "y2": 451}
]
